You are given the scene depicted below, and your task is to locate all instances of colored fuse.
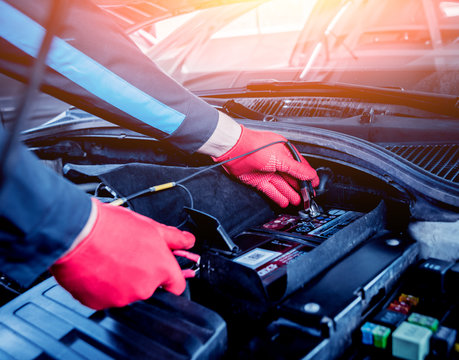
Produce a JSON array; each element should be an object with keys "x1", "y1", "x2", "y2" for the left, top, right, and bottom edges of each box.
[
  {"x1": 388, "y1": 300, "x2": 411, "y2": 315},
  {"x1": 392, "y1": 322, "x2": 432, "y2": 360},
  {"x1": 361, "y1": 322, "x2": 377, "y2": 345},
  {"x1": 399, "y1": 293, "x2": 419, "y2": 307},
  {"x1": 373, "y1": 325, "x2": 391, "y2": 349},
  {"x1": 408, "y1": 313, "x2": 439, "y2": 332}
]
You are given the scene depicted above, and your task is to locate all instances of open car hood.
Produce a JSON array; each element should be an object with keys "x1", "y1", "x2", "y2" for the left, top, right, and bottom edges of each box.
[{"x1": 94, "y1": 0, "x2": 267, "y2": 33}]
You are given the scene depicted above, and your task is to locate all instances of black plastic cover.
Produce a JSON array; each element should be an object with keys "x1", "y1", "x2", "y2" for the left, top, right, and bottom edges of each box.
[{"x1": 0, "y1": 277, "x2": 227, "y2": 359}]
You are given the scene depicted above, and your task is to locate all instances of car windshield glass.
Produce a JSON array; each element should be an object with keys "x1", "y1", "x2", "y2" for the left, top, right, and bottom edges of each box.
[{"x1": 130, "y1": 0, "x2": 459, "y2": 95}]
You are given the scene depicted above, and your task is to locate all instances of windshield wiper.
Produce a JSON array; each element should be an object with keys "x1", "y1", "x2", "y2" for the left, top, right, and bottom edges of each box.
[{"x1": 245, "y1": 81, "x2": 459, "y2": 118}]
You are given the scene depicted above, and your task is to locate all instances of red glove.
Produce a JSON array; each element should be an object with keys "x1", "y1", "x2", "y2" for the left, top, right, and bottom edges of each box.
[
  {"x1": 50, "y1": 198, "x2": 195, "y2": 310},
  {"x1": 213, "y1": 125, "x2": 319, "y2": 208}
]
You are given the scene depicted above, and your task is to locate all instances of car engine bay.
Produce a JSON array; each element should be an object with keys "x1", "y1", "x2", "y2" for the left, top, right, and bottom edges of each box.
[
  {"x1": 0, "y1": 108, "x2": 457, "y2": 359},
  {"x1": 0, "y1": 0, "x2": 458, "y2": 356}
]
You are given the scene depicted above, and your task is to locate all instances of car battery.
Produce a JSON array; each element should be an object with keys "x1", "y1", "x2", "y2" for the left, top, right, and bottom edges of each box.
[{"x1": 189, "y1": 201, "x2": 389, "y2": 304}]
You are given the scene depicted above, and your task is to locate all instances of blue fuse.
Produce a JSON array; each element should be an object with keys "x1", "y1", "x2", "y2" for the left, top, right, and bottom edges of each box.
[{"x1": 361, "y1": 322, "x2": 377, "y2": 345}]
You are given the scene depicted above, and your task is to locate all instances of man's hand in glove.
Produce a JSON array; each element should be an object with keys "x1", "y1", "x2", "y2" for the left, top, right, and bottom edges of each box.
[
  {"x1": 213, "y1": 125, "x2": 319, "y2": 208},
  {"x1": 50, "y1": 198, "x2": 195, "y2": 310},
  {"x1": 197, "y1": 112, "x2": 319, "y2": 208}
]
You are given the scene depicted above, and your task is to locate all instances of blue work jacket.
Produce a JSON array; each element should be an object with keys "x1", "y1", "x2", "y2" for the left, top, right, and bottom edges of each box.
[{"x1": 0, "y1": 0, "x2": 218, "y2": 286}]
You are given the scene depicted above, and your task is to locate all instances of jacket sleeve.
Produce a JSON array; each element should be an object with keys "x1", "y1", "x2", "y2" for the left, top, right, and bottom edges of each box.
[
  {"x1": 0, "y1": 127, "x2": 92, "y2": 286},
  {"x1": 0, "y1": 0, "x2": 219, "y2": 153}
]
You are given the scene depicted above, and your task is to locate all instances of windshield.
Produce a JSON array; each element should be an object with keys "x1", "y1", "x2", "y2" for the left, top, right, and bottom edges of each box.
[{"x1": 130, "y1": 0, "x2": 459, "y2": 95}]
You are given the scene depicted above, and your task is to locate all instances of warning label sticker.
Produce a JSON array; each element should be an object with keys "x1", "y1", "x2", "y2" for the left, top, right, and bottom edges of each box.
[
  {"x1": 233, "y1": 248, "x2": 281, "y2": 269},
  {"x1": 233, "y1": 237, "x2": 312, "y2": 278},
  {"x1": 256, "y1": 246, "x2": 309, "y2": 278}
]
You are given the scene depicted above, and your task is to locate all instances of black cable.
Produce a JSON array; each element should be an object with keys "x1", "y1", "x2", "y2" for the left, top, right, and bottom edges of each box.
[
  {"x1": 175, "y1": 183, "x2": 194, "y2": 229},
  {"x1": 0, "y1": 0, "x2": 68, "y2": 188},
  {"x1": 176, "y1": 183, "x2": 194, "y2": 210},
  {"x1": 113, "y1": 139, "x2": 288, "y2": 205},
  {"x1": 285, "y1": 140, "x2": 314, "y2": 194},
  {"x1": 176, "y1": 140, "x2": 287, "y2": 185},
  {"x1": 0, "y1": 109, "x2": 5, "y2": 127}
]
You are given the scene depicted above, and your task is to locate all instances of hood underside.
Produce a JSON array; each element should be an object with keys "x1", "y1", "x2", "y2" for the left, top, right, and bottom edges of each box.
[{"x1": 94, "y1": 0, "x2": 267, "y2": 33}]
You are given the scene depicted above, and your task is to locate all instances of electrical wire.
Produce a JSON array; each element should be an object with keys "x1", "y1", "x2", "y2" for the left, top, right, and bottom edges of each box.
[
  {"x1": 176, "y1": 183, "x2": 194, "y2": 210},
  {"x1": 109, "y1": 139, "x2": 288, "y2": 206},
  {"x1": 175, "y1": 183, "x2": 194, "y2": 229},
  {"x1": 0, "y1": 0, "x2": 68, "y2": 188}
]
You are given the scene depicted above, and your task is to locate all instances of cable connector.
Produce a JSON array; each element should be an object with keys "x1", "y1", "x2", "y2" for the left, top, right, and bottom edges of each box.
[{"x1": 109, "y1": 181, "x2": 176, "y2": 206}]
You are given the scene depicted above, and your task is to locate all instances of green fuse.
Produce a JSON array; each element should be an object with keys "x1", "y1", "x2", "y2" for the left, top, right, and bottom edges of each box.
[
  {"x1": 373, "y1": 325, "x2": 391, "y2": 349},
  {"x1": 408, "y1": 313, "x2": 439, "y2": 332}
]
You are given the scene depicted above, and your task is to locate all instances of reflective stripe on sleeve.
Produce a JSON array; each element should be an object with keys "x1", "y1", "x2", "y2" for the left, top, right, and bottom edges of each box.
[{"x1": 0, "y1": 0, "x2": 185, "y2": 134}]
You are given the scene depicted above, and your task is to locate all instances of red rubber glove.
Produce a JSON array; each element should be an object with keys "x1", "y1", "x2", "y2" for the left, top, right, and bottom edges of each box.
[
  {"x1": 50, "y1": 198, "x2": 195, "y2": 310},
  {"x1": 213, "y1": 125, "x2": 319, "y2": 208}
]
